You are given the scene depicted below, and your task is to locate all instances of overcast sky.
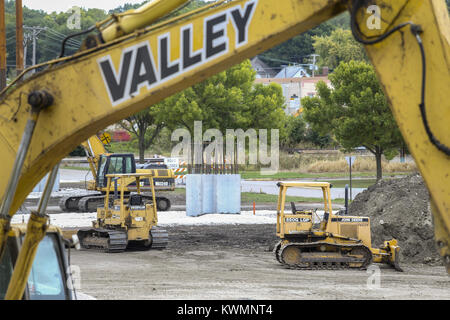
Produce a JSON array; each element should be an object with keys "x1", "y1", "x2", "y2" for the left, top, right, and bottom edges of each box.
[{"x1": 22, "y1": 0, "x2": 147, "y2": 13}]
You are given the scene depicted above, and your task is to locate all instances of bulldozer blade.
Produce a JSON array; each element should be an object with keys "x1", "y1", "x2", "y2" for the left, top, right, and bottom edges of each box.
[{"x1": 390, "y1": 246, "x2": 403, "y2": 272}]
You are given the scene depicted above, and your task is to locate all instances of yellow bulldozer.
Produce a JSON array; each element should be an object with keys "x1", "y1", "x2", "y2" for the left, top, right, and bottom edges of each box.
[
  {"x1": 77, "y1": 172, "x2": 168, "y2": 252},
  {"x1": 273, "y1": 182, "x2": 402, "y2": 271}
]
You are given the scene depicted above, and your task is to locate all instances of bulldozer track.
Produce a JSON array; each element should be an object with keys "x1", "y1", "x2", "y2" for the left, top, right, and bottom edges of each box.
[
  {"x1": 126, "y1": 227, "x2": 169, "y2": 251},
  {"x1": 78, "y1": 227, "x2": 168, "y2": 252},
  {"x1": 77, "y1": 228, "x2": 128, "y2": 253},
  {"x1": 59, "y1": 194, "x2": 97, "y2": 212},
  {"x1": 273, "y1": 240, "x2": 283, "y2": 263},
  {"x1": 276, "y1": 241, "x2": 372, "y2": 270},
  {"x1": 150, "y1": 227, "x2": 169, "y2": 250},
  {"x1": 78, "y1": 195, "x2": 106, "y2": 212},
  {"x1": 60, "y1": 194, "x2": 171, "y2": 212}
]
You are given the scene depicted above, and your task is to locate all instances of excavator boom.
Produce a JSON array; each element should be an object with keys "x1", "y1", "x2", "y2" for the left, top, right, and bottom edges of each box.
[{"x1": 80, "y1": 134, "x2": 109, "y2": 180}]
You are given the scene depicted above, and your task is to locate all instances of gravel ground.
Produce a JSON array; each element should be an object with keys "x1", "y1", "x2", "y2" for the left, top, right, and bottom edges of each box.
[{"x1": 71, "y1": 224, "x2": 450, "y2": 300}]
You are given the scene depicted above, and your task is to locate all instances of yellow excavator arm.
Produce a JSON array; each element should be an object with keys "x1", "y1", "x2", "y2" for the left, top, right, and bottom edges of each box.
[
  {"x1": 0, "y1": 0, "x2": 449, "y2": 298},
  {"x1": 80, "y1": 134, "x2": 110, "y2": 180}
]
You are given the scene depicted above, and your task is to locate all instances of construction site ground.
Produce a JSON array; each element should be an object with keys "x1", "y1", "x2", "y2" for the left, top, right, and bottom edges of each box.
[
  {"x1": 22, "y1": 174, "x2": 449, "y2": 299},
  {"x1": 71, "y1": 223, "x2": 450, "y2": 300}
]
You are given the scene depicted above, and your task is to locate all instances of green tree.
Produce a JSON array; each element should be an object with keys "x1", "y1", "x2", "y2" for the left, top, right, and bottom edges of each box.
[
  {"x1": 312, "y1": 28, "x2": 367, "y2": 70},
  {"x1": 260, "y1": 12, "x2": 350, "y2": 72},
  {"x1": 302, "y1": 61, "x2": 403, "y2": 180},
  {"x1": 153, "y1": 60, "x2": 286, "y2": 136},
  {"x1": 261, "y1": 22, "x2": 334, "y2": 71},
  {"x1": 282, "y1": 116, "x2": 306, "y2": 148},
  {"x1": 304, "y1": 128, "x2": 333, "y2": 148},
  {"x1": 281, "y1": 115, "x2": 333, "y2": 149},
  {"x1": 119, "y1": 110, "x2": 163, "y2": 163}
]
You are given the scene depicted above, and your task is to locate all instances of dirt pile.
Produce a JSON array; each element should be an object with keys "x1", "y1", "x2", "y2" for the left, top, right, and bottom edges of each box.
[{"x1": 348, "y1": 174, "x2": 440, "y2": 265}]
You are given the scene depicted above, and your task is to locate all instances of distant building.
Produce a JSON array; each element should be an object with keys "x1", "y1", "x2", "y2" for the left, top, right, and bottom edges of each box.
[
  {"x1": 112, "y1": 130, "x2": 131, "y2": 142},
  {"x1": 275, "y1": 65, "x2": 311, "y2": 78},
  {"x1": 254, "y1": 76, "x2": 331, "y2": 115},
  {"x1": 105, "y1": 123, "x2": 132, "y2": 142},
  {"x1": 250, "y1": 56, "x2": 277, "y2": 78}
]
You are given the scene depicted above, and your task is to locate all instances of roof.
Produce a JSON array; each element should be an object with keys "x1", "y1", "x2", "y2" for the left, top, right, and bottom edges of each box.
[
  {"x1": 254, "y1": 76, "x2": 330, "y2": 85},
  {"x1": 250, "y1": 57, "x2": 277, "y2": 78},
  {"x1": 275, "y1": 66, "x2": 310, "y2": 78}
]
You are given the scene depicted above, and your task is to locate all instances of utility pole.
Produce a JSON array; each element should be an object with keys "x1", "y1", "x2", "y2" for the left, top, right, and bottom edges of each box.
[
  {"x1": 23, "y1": 26, "x2": 45, "y2": 72},
  {"x1": 0, "y1": 0, "x2": 6, "y2": 90},
  {"x1": 23, "y1": 30, "x2": 32, "y2": 68},
  {"x1": 310, "y1": 54, "x2": 319, "y2": 77},
  {"x1": 15, "y1": 0, "x2": 24, "y2": 76}
]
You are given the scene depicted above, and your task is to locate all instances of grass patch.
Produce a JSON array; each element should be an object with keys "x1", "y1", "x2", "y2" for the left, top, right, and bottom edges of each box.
[
  {"x1": 241, "y1": 192, "x2": 345, "y2": 205},
  {"x1": 172, "y1": 188, "x2": 345, "y2": 205},
  {"x1": 306, "y1": 157, "x2": 417, "y2": 173},
  {"x1": 240, "y1": 170, "x2": 408, "y2": 180},
  {"x1": 173, "y1": 188, "x2": 186, "y2": 194}
]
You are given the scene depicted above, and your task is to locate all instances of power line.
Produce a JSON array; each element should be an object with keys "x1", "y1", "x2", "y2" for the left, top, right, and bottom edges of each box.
[
  {"x1": 45, "y1": 28, "x2": 73, "y2": 39},
  {"x1": 39, "y1": 37, "x2": 79, "y2": 51},
  {"x1": 38, "y1": 46, "x2": 60, "y2": 58},
  {"x1": 45, "y1": 32, "x2": 81, "y2": 47},
  {"x1": 40, "y1": 32, "x2": 80, "y2": 49},
  {"x1": 22, "y1": 26, "x2": 82, "y2": 48},
  {"x1": 45, "y1": 28, "x2": 81, "y2": 46}
]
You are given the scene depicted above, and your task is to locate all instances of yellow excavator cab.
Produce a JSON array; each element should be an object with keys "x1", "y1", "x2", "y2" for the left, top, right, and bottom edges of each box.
[{"x1": 0, "y1": 225, "x2": 75, "y2": 300}]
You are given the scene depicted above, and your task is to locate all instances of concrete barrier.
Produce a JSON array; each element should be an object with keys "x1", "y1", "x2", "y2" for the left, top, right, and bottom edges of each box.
[
  {"x1": 32, "y1": 170, "x2": 60, "y2": 192},
  {"x1": 186, "y1": 174, "x2": 241, "y2": 217}
]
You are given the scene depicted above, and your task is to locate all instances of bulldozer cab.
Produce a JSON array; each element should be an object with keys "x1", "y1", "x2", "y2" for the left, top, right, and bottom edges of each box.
[
  {"x1": 276, "y1": 182, "x2": 333, "y2": 238},
  {"x1": 276, "y1": 181, "x2": 374, "y2": 248},
  {"x1": 104, "y1": 173, "x2": 155, "y2": 205},
  {"x1": 97, "y1": 173, "x2": 158, "y2": 227},
  {"x1": 0, "y1": 225, "x2": 75, "y2": 300}
]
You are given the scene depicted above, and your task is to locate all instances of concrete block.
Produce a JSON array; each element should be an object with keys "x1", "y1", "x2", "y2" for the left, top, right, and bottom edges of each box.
[
  {"x1": 186, "y1": 174, "x2": 241, "y2": 216},
  {"x1": 32, "y1": 170, "x2": 60, "y2": 193},
  {"x1": 214, "y1": 174, "x2": 240, "y2": 214},
  {"x1": 186, "y1": 174, "x2": 203, "y2": 217}
]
